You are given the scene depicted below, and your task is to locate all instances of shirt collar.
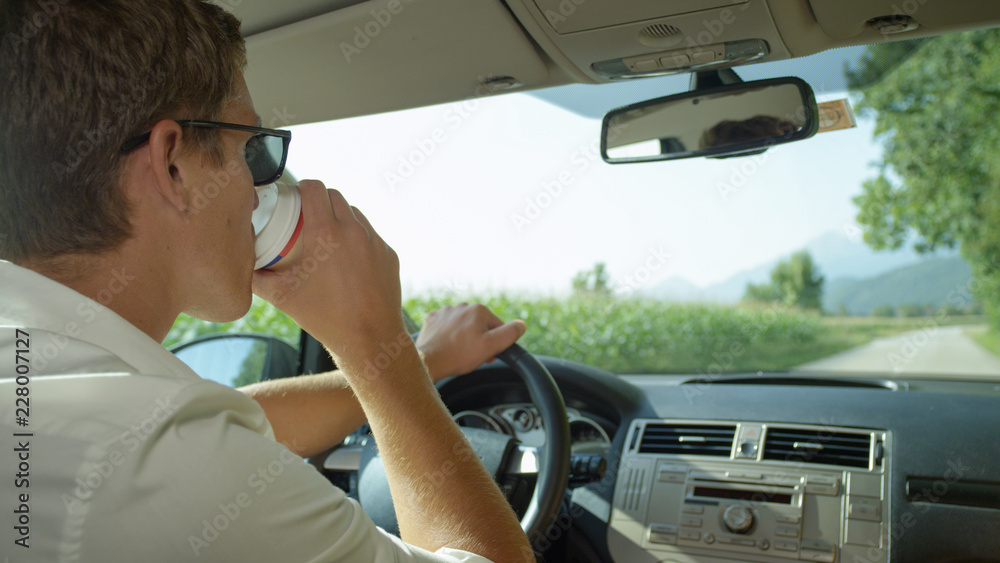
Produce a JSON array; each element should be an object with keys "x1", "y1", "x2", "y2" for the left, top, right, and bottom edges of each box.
[{"x1": 0, "y1": 259, "x2": 199, "y2": 379}]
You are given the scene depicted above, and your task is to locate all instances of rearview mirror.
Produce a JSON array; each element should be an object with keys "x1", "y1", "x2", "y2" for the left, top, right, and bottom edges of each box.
[{"x1": 601, "y1": 77, "x2": 818, "y2": 163}]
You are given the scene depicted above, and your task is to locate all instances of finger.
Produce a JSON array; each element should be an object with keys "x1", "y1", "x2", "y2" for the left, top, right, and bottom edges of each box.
[
  {"x1": 251, "y1": 268, "x2": 290, "y2": 306},
  {"x1": 297, "y1": 180, "x2": 336, "y2": 227},
  {"x1": 326, "y1": 188, "x2": 357, "y2": 223},
  {"x1": 351, "y1": 206, "x2": 384, "y2": 244},
  {"x1": 351, "y1": 205, "x2": 372, "y2": 232},
  {"x1": 467, "y1": 303, "x2": 503, "y2": 329}
]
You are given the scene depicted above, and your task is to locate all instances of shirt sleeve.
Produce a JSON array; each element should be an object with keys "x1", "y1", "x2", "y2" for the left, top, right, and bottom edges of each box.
[{"x1": 74, "y1": 377, "x2": 498, "y2": 563}]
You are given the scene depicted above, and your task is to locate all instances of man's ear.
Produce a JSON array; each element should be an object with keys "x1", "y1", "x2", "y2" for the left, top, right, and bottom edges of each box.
[{"x1": 146, "y1": 119, "x2": 192, "y2": 212}]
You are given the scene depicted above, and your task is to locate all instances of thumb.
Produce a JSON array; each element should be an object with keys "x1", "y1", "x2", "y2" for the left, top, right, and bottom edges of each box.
[
  {"x1": 484, "y1": 319, "x2": 527, "y2": 355},
  {"x1": 252, "y1": 269, "x2": 293, "y2": 307}
]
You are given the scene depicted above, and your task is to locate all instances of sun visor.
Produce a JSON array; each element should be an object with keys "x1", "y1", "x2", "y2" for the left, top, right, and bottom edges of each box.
[
  {"x1": 808, "y1": 0, "x2": 1000, "y2": 39},
  {"x1": 241, "y1": 0, "x2": 549, "y2": 126}
]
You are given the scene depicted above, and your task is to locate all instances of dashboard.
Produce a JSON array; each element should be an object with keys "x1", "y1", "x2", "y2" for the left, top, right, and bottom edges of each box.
[
  {"x1": 427, "y1": 356, "x2": 1000, "y2": 562},
  {"x1": 453, "y1": 403, "x2": 611, "y2": 454}
]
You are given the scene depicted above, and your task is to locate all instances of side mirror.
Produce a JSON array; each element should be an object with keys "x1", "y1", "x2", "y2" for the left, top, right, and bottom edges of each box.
[
  {"x1": 601, "y1": 77, "x2": 819, "y2": 163},
  {"x1": 170, "y1": 334, "x2": 299, "y2": 387}
]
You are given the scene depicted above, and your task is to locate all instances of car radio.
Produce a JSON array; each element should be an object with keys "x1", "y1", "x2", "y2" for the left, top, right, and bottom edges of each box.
[{"x1": 608, "y1": 419, "x2": 890, "y2": 562}]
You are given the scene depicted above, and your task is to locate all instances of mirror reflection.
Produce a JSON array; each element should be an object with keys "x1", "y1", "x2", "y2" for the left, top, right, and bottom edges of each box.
[
  {"x1": 172, "y1": 335, "x2": 295, "y2": 387},
  {"x1": 604, "y1": 80, "x2": 815, "y2": 162}
]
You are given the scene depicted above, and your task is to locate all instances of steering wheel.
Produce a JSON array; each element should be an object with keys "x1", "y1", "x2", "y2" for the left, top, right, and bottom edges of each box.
[{"x1": 356, "y1": 343, "x2": 571, "y2": 547}]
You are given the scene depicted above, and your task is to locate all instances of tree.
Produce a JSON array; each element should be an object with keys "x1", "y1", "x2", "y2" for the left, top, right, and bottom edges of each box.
[
  {"x1": 872, "y1": 304, "x2": 896, "y2": 318},
  {"x1": 847, "y1": 29, "x2": 1000, "y2": 326},
  {"x1": 572, "y1": 262, "x2": 612, "y2": 296},
  {"x1": 743, "y1": 251, "x2": 824, "y2": 310}
]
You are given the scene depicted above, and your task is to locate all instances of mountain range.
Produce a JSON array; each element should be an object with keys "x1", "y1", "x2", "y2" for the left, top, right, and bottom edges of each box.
[{"x1": 646, "y1": 231, "x2": 969, "y2": 313}]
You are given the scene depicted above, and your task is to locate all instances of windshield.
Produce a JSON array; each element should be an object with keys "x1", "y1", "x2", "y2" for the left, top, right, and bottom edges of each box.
[{"x1": 171, "y1": 29, "x2": 1000, "y2": 381}]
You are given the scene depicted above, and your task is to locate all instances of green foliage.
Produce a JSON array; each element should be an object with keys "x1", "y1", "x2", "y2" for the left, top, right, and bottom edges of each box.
[
  {"x1": 233, "y1": 341, "x2": 268, "y2": 387},
  {"x1": 743, "y1": 251, "x2": 824, "y2": 310},
  {"x1": 872, "y1": 304, "x2": 896, "y2": 318},
  {"x1": 897, "y1": 303, "x2": 929, "y2": 317},
  {"x1": 405, "y1": 294, "x2": 826, "y2": 373},
  {"x1": 162, "y1": 296, "x2": 300, "y2": 350},
  {"x1": 848, "y1": 29, "x2": 1000, "y2": 326},
  {"x1": 571, "y1": 262, "x2": 612, "y2": 296},
  {"x1": 844, "y1": 38, "x2": 927, "y2": 89}
]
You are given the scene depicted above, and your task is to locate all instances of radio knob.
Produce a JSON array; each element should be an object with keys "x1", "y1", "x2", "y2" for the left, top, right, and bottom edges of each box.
[{"x1": 722, "y1": 505, "x2": 754, "y2": 534}]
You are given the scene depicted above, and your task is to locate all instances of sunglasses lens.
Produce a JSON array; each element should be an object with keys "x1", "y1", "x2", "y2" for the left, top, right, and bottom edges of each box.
[{"x1": 245, "y1": 134, "x2": 285, "y2": 185}]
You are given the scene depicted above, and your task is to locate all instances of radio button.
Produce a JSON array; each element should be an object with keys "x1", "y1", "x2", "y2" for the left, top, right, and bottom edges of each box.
[
  {"x1": 805, "y1": 477, "x2": 841, "y2": 496},
  {"x1": 681, "y1": 516, "x2": 703, "y2": 528},
  {"x1": 775, "y1": 527, "x2": 800, "y2": 538},
  {"x1": 679, "y1": 530, "x2": 701, "y2": 541},
  {"x1": 774, "y1": 541, "x2": 798, "y2": 552},
  {"x1": 649, "y1": 524, "x2": 678, "y2": 545},
  {"x1": 799, "y1": 539, "x2": 836, "y2": 562},
  {"x1": 848, "y1": 473, "x2": 883, "y2": 498},
  {"x1": 704, "y1": 533, "x2": 716, "y2": 544},
  {"x1": 682, "y1": 504, "x2": 705, "y2": 515},
  {"x1": 759, "y1": 539, "x2": 770, "y2": 550},
  {"x1": 777, "y1": 514, "x2": 801, "y2": 524},
  {"x1": 719, "y1": 536, "x2": 756, "y2": 547},
  {"x1": 658, "y1": 470, "x2": 685, "y2": 483},
  {"x1": 648, "y1": 532, "x2": 677, "y2": 545},
  {"x1": 650, "y1": 524, "x2": 678, "y2": 534},
  {"x1": 848, "y1": 497, "x2": 882, "y2": 522}
]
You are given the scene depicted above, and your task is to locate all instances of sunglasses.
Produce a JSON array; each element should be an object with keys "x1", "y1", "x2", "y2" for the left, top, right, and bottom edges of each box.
[{"x1": 120, "y1": 120, "x2": 292, "y2": 186}]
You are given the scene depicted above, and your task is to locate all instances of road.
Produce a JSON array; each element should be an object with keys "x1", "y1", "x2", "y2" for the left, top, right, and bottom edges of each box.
[{"x1": 792, "y1": 325, "x2": 1000, "y2": 379}]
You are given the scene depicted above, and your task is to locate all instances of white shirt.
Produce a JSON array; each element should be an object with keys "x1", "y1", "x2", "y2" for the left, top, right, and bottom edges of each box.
[{"x1": 0, "y1": 260, "x2": 492, "y2": 562}]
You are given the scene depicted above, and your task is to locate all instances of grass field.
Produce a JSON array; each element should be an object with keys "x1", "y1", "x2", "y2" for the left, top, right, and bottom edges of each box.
[
  {"x1": 967, "y1": 325, "x2": 1000, "y2": 358},
  {"x1": 164, "y1": 294, "x2": 991, "y2": 375}
]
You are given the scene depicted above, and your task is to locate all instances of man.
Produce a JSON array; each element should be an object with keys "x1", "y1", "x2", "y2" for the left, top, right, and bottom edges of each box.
[{"x1": 0, "y1": 1, "x2": 532, "y2": 561}]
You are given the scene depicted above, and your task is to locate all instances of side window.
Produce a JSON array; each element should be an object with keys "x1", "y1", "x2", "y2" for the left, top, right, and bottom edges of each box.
[{"x1": 164, "y1": 297, "x2": 300, "y2": 387}]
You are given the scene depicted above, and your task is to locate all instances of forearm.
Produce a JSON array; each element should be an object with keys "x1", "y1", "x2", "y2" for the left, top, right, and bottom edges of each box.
[
  {"x1": 340, "y1": 332, "x2": 532, "y2": 561},
  {"x1": 239, "y1": 371, "x2": 366, "y2": 458}
]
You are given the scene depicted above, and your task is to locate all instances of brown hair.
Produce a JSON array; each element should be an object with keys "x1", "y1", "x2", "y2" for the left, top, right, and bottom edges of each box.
[
  {"x1": 0, "y1": 0, "x2": 246, "y2": 262},
  {"x1": 700, "y1": 115, "x2": 799, "y2": 150}
]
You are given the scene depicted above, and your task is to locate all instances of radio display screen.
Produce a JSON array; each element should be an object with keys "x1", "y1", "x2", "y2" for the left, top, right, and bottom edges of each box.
[{"x1": 693, "y1": 486, "x2": 793, "y2": 504}]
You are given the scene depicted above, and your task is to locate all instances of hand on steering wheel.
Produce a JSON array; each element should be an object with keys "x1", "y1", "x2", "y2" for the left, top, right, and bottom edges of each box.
[{"x1": 357, "y1": 343, "x2": 571, "y2": 548}]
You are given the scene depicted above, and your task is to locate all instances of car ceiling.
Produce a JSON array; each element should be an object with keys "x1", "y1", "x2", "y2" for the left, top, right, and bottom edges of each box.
[{"x1": 218, "y1": 0, "x2": 1000, "y2": 127}]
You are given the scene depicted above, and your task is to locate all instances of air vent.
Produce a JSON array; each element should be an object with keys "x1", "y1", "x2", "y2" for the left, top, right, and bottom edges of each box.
[
  {"x1": 639, "y1": 423, "x2": 736, "y2": 457},
  {"x1": 637, "y1": 23, "x2": 684, "y2": 48},
  {"x1": 762, "y1": 428, "x2": 874, "y2": 469},
  {"x1": 640, "y1": 23, "x2": 681, "y2": 39}
]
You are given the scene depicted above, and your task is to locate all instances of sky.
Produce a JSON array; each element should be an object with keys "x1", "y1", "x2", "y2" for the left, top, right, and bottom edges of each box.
[{"x1": 283, "y1": 62, "x2": 882, "y2": 298}]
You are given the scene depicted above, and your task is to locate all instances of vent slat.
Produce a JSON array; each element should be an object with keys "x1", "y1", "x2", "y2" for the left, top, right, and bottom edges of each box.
[
  {"x1": 639, "y1": 424, "x2": 736, "y2": 457},
  {"x1": 763, "y1": 428, "x2": 874, "y2": 469}
]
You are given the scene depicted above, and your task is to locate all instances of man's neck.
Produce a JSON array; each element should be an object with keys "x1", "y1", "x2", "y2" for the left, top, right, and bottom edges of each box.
[{"x1": 19, "y1": 249, "x2": 178, "y2": 344}]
